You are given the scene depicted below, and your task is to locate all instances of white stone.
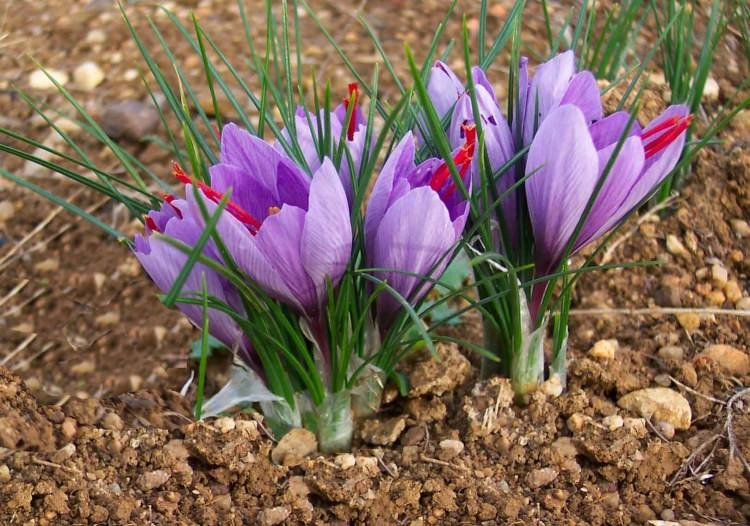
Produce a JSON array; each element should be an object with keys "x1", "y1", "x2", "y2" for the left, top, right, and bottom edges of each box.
[
  {"x1": 702, "y1": 77, "x2": 719, "y2": 102},
  {"x1": 29, "y1": 68, "x2": 69, "y2": 90},
  {"x1": 73, "y1": 61, "x2": 105, "y2": 91},
  {"x1": 618, "y1": 388, "x2": 692, "y2": 430}
]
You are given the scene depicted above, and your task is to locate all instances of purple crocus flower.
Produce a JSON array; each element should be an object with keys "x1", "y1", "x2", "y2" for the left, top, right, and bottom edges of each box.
[
  {"x1": 134, "y1": 198, "x2": 247, "y2": 353},
  {"x1": 365, "y1": 125, "x2": 476, "y2": 328},
  {"x1": 277, "y1": 83, "x2": 368, "y2": 206},
  {"x1": 427, "y1": 61, "x2": 465, "y2": 120},
  {"x1": 525, "y1": 103, "x2": 692, "y2": 317},
  {"x1": 174, "y1": 123, "x2": 353, "y2": 321},
  {"x1": 516, "y1": 50, "x2": 603, "y2": 146}
]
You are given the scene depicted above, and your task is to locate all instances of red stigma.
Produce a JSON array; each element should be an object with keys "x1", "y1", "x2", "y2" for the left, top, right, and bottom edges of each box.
[
  {"x1": 171, "y1": 161, "x2": 262, "y2": 234},
  {"x1": 342, "y1": 82, "x2": 359, "y2": 141},
  {"x1": 160, "y1": 193, "x2": 183, "y2": 219},
  {"x1": 429, "y1": 123, "x2": 477, "y2": 196},
  {"x1": 642, "y1": 114, "x2": 692, "y2": 159},
  {"x1": 145, "y1": 215, "x2": 160, "y2": 233}
]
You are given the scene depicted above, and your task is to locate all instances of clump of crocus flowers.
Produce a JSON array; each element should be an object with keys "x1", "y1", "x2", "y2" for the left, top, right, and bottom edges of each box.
[
  {"x1": 134, "y1": 83, "x2": 478, "y2": 451},
  {"x1": 424, "y1": 51, "x2": 691, "y2": 397}
]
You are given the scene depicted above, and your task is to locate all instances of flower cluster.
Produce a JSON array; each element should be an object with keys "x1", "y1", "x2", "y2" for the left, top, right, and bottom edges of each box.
[
  {"x1": 425, "y1": 51, "x2": 690, "y2": 394},
  {"x1": 134, "y1": 87, "x2": 477, "y2": 450}
]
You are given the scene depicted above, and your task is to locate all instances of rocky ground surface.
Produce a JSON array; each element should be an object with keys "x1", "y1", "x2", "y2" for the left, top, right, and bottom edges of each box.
[{"x1": 1, "y1": 0, "x2": 749, "y2": 524}]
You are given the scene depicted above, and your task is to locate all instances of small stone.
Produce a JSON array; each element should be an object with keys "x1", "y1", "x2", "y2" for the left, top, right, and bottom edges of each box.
[
  {"x1": 654, "y1": 373, "x2": 672, "y2": 387},
  {"x1": 589, "y1": 339, "x2": 618, "y2": 360},
  {"x1": 334, "y1": 453, "x2": 356, "y2": 469},
  {"x1": 660, "y1": 508, "x2": 676, "y2": 521},
  {"x1": 86, "y1": 29, "x2": 107, "y2": 44},
  {"x1": 163, "y1": 439, "x2": 189, "y2": 461},
  {"x1": 34, "y1": 258, "x2": 60, "y2": 272},
  {"x1": 648, "y1": 521, "x2": 680, "y2": 526},
  {"x1": 73, "y1": 61, "x2": 105, "y2": 91},
  {"x1": 702, "y1": 77, "x2": 719, "y2": 101},
  {"x1": 526, "y1": 467, "x2": 558, "y2": 488},
  {"x1": 360, "y1": 416, "x2": 406, "y2": 446},
  {"x1": 61, "y1": 418, "x2": 77, "y2": 440},
  {"x1": 658, "y1": 345, "x2": 684, "y2": 362},
  {"x1": 438, "y1": 439, "x2": 464, "y2": 460},
  {"x1": 271, "y1": 428, "x2": 317, "y2": 465},
  {"x1": 356, "y1": 456, "x2": 380, "y2": 476},
  {"x1": 696, "y1": 344, "x2": 750, "y2": 376},
  {"x1": 95, "y1": 311, "x2": 120, "y2": 326},
  {"x1": 129, "y1": 375, "x2": 143, "y2": 391},
  {"x1": 101, "y1": 413, "x2": 123, "y2": 431},
  {"x1": 680, "y1": 362, "x2": 699, "y2": 387},
  {"x1": 153, "y1": 326, "x2": 167, "y2": 346},
  {"x1": 260, "y1": 505, "x2": 291, "y2": 526},
  {"x1": 0, "y1": 464, "x2": 10, "y2": 483},
  {"x1": 602, "y1": 414, "x2": 623, "y2": 431},
  {"x1": 676, "y1": 313, "x2": 700, "y2": 332},
  {"x1": 213, "y1": 416, "x2": 236, "y2": 433},
  {"x1": 29, "y1": 68, "x2": 69, "y2": 90},
  {"x1": 618, "y1": 388, "x2": 692, "y2": 430},
  {"x1": 567, "y1": 413, "x2": 588, "y2": 433},
  {"x1": 52, "y1": 443, "x2": 76, "y2": 463},
  {"x1": 541, "y1": 375, "x2": 563, "y2": 398},
  {"x1": 711, "y1": 264, "x2": 728, "y2": 287},
  {"x1": 655, "y1": 421, "x2": 675, "y2": 439},
  {"x1": 737, "y1": 297, "x2": 750, "y2": 310},
  {"x1": 666, "y1": 235, "x2": 690, "y2": 259},
  {"x1": 707, "y1": 290, "x2": 726, "y2": 306},
  {"x1": 724, "y1": 280, "x2": 743, "y2": 303},
  {"x1": 71, "y1": 360, "x2": 96, "y2": 375},
  {"x1": 123, "y1": 69, "x2": 139, "y2": 82},
  {"x1": 0, "y1": 200, "x2": 14, "y2": 223},
  {"x1": 730, "y1": 219, "x2": 750, "y2": 237},
  {"x1": 100, "y1": 100, "x2": 160, "y2": 141},
  {"x1": 138, "y1": 469, "x2": 170, "y2": 491}
]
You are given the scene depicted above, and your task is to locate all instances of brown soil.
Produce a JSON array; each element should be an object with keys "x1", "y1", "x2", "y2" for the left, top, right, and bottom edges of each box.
[{"x1": 1, "y1": 0, "x2": 749, "y2": 524}]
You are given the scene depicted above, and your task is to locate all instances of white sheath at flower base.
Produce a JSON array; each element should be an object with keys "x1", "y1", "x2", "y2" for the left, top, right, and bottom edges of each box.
[{"x1": 200, "y1": 365, "x2": 283, "y2": 419}]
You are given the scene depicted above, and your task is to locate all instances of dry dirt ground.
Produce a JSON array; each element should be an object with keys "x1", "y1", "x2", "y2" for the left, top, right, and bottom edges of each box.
[{"x1": 0, "y1": 0, "x2": 749, "y2": 524}]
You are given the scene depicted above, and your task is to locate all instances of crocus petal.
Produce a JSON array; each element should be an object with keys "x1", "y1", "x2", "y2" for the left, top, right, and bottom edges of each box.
[
  {"x1": 525, "y1": 104, "x2": 599, "y2": 273},
  {"x1": 221, "y1": 123, "x2": 292, "y2": 190},
  {"x1": 301, "y1": 158, "x2": 353, "y2": 311},
  {"x1": 186, "y1": 189, "x2": 305, "y2": 313},
  {"x1": 575, "y1": 136, "x2": 646, "y2": 249},
  {"x1": 559, "y1": 71, "x2": 603, "y2": 123},
  {"x1": 522, "y1": 50, "x2": 576, "y2": 145},
  {"x1": 365, "y1": 132, "x2": 416, "y2": 253},
  {"x1": 471, "y1": 66, "x2": 497, "y2": 100},
  {"x1": 254, "y1": 204, "x2": 317, "y2": 312},
  {"x1": 427, "y1": 61, "x2": 465, "y2": 119},
  {"x1": 372, "y1": 186, "x2": 456, "y2": 325},
  {"x1": 618, "y1": 105, "x2": 689, "y2": 214},
  {"x1": 589, "y1": 111, "x2": 643, "y2": 150},
  {"x1": 209, "y1": 163, "x2": 278, "y2": 222}
]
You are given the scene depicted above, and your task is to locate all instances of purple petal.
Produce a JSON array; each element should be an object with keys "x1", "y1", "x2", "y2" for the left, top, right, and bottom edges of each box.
[
  {"x1": 254, "y1": 204, "x2": 317, "y2": 313},
  {"x1": 525, "y1": 105, "x2": 599, "y2": 273},
  {"x1": 522, "y1": 50, "x2": 576, "y2": 145},
  {"x1": 365, "y1": 133, "x2": 416, "y2": 253},
  {"x1": 301, "y1": 158, "x2": 353, "y2": 311},
  {"x1": 619, "y1": 104, "x2": 689, "y2": 214},
  {"x1": 575, "y1": 136, "x2": 646, "y2": 249},
  {"x1": 209, "y1": 163, "x2": 277, "y2": 222},
  {"x1": 220, "y1": 122, "x2": 293, "y2": 190},
  {"x1": 471, "y1": 66, "x2": 497, "y2": 100},
  {"x1": 560, "y1": 71, "x2": 603, "y2": 123},
  {"x1": 427, "y1": 61, "x2": 465, "y2": 119},
  {"x1": 589, "y1": 111, "x2": 642, "y2": 150},
  {"x1": 371, "y1": 186, "x2": 456, "y2": 326}
]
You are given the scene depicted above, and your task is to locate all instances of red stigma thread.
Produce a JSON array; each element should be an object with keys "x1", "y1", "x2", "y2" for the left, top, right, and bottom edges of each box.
[
  {"x1": 342, "y1": 82, "x2": 359, "y2": 141},
  {"x1": 145, "y1": 215, "x2": 160, "y2": 233},
  {"x1": 429, "y1": 123, "x2": 477, "y2": 195},
  {"x1": 171, "y1": 161, "x2": 262, "y2": 234},
  {"x1": 641, "y1": 114, "x2": 692, "y2": 159},
  {"x1": 160, "y1": 193, "x2": 183, "y2": 219}
]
